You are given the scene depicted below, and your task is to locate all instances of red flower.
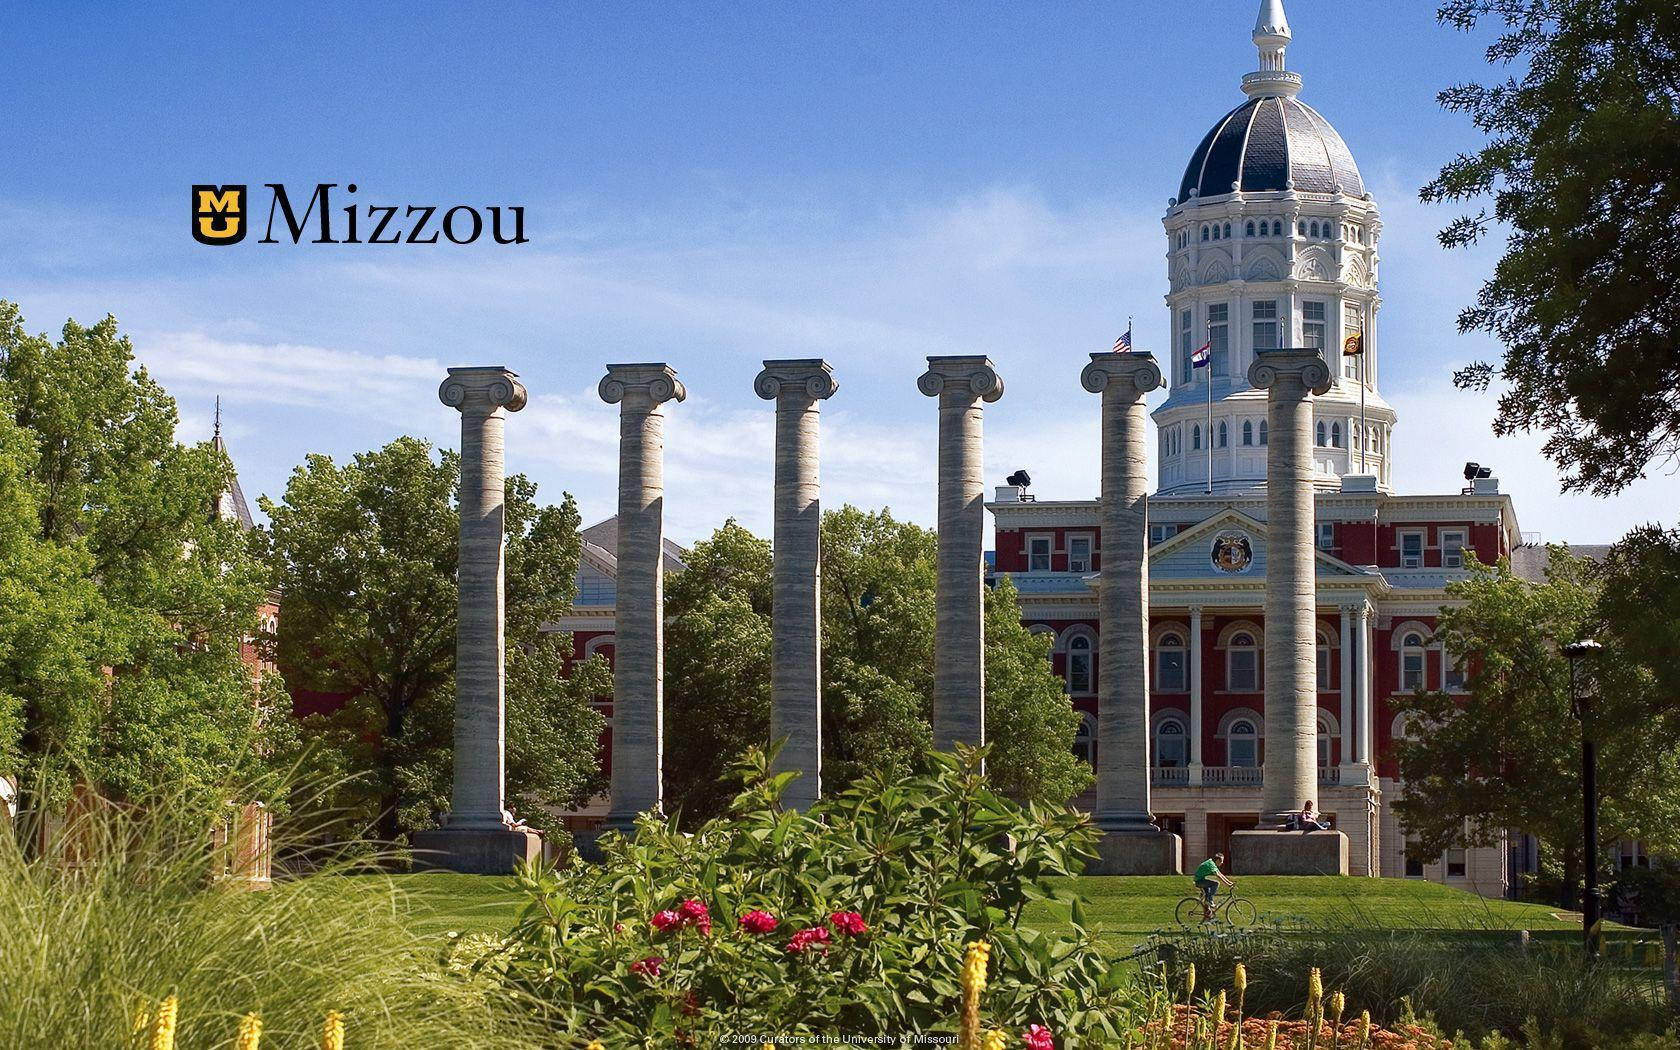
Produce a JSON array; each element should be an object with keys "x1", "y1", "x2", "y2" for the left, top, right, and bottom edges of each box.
[
  {"x1": 786, "y1": 926, "x2": 832, "y2": 954},
  {"x1": 1022, "y1": 1024, "x2": 1055, "y2": 1050},
  {"x1": 629, "y1": 955, "x2": 664, "y2": 977},
  {"x1": 739, "y1": 910, "x2": 779, "y2": 934},
  {"x1": 678, "y1": 898, "x2": 709, "y2": 923},
  {"x1": 650, "y1": 910, "x2": 682, "y2": 932},
  {"x1": 828, "y1": 911, "x2": 868, "y2": 936}
]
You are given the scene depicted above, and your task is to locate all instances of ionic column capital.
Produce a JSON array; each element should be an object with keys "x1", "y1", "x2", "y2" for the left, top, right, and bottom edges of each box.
[
  {"x1": 599, "y1": 363, "x2": 687, "y2": 407},
  {"x1": 1081, "y1": 352, "x2": 1164, "y2": 398},
  {"x1": 439, "y1": 366, "x2": 528, "y2": 414},
  {"x1": 918, "y1": 355, "x2": 1004, "y2": 402},
  {"x1": 1247, "y1": 347, "x2": 1332, "y2": 395},
  {"x1": 755, "y1": 358, "x2": 838, "y2": 402}
]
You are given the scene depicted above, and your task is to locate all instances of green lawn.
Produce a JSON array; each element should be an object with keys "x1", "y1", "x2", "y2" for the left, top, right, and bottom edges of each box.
[{"x1": 381, "y1": 872, "x2": 1594, "y2": 947}]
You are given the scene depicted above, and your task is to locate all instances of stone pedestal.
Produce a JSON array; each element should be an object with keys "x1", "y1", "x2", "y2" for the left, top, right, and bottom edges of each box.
[
  {"x1": 1231, "y1": 829, "x2": 1349, "y2": 875},
  {"x1": 1078, "y1": 351, "x2": 1180, "y2": 874},
  {"x1": 600, "y1": 364, "x2": 686, "y2": 831},
  {"x1": 1246, "y1": 348, "x2": 1332, "y2": 827},
  {"x1": 412, "y1": 827, "x2": 542, "y2": 874},
  {"x1": 917, "y1": 357, "x2": 1004, "y2": 753},
  {"x1": 427, "y1": 366, "x2": 536, "y2": 874},
  {"x1": 755, "y1": 360, "x2": 837, "y2": 809}
]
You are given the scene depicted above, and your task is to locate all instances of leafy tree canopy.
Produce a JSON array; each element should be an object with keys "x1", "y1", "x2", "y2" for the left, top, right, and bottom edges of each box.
[
  {"x1": 663, "y1": 507, "x2": 1090, "y2": 822},
  {"x1": 260, "y1": 438, "x2": 604, "y2": 839},
  {"x1": 1425, "y1": 0, "x2": 1680, "y2": 494}
]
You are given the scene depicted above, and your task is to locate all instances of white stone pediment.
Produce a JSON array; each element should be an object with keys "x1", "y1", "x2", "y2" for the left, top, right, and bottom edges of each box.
[{"x1": 1144, "y1": 507, "x2": 1376, "y2": 583}]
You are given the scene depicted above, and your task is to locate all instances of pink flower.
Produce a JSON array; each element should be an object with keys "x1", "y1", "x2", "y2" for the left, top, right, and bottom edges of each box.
[
  {"x1": 739, "y1": 910, "x2": 780, "y2": 934},
  {"x1": 1022, "y1": 1024, "x2": 1055, "y2": 1050},
  {"x1": 650, "y1": 910, "x2": 682, "y2": 932},
  {"x1": 786, "y1": 926, "x2": 832, "y2": 954},
  {"x1": 629, "y1": 955, "x2": 664, "y2": 977},
  {"x1": 678, "y1": 898, "x2": 709, "y2": 923},
  {"x1": 829, "y1": 911, "x2": 868, "y2": 936}
]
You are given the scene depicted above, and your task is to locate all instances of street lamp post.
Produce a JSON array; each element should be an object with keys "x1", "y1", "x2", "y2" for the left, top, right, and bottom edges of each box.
[{"x1": 1564, "y1": 637, "x2": 1604, "y2": 959}]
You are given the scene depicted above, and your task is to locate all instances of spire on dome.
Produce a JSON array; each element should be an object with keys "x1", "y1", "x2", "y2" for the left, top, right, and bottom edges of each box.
[{"x1": 1242, "y1": 0, "x2": 1302, "y2": 98}]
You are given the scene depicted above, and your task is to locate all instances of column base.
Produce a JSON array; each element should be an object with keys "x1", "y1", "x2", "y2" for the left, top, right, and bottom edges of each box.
[
  {"x1": 411, "y1": 827, "x2": 543, "y2": 875},
  {"x1": 1338, "y1": 762, "x2": 1373, "y2": 787},
  {"x1": 1085, "y1": 829, "x2": 1183, "y2": 875},
  {"x1": 1230, "y1": 829, "x2": 1349, "y2": 876}
]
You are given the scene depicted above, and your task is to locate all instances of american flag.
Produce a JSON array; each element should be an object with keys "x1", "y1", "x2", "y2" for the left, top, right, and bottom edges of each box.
[{"x1": 1112, "y1": 325, "x2": 1133, "y2": 354}]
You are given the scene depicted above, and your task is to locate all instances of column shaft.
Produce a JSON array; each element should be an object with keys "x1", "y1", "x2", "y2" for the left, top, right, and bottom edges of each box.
[
  {"x1": 1189, "y1": 606, "x2": 1205, "y2": 769},
  {"x1": 1339, "y1": 605, "x2": 1354, "y2": 765},
  {"x1": 453, "y1": 403, "x2": 508, "y2": 826},
  {"x1": 1357, "y1": 604, "x2": 1373, "y2": 765}
]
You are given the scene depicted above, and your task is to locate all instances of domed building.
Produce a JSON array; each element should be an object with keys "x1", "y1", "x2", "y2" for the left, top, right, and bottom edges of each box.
[
  {"x1": 1155, "y1": 0, "x2": 1395, "y2": 495},
  {"x1": 988, "y1": 0, "x2": 1530, "y2": 894}
]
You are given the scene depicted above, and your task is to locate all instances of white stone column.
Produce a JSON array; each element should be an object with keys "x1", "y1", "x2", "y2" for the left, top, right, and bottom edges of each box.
[
  {"x1": 600, "y1": 363, "x2": 686, "y2": 829},
  {"x1": 437, "y1": 366, "x2": 527, "y2": 830},
  {"x1": 1339, "y1": 604, "x2": 1355, "y2": 769},
  {"x1": 917, "y1": 356, "x2": 1004, "y2": 753},
  {"x1": 1189, "y1": 605, "x2": 1205, "y2": 774},
  {"x1": 1247, "y1": 348, "x2": 1332, "y2": 825},
  {"x1": 1080, "y1": 352, "x2": 1164, "y2": 833},
  {"x1": 755, "y1": 359, "x2": 838, "y2": 810},
  {"x1": 1357, "y1": 602, "x2": 1374, "y2": 765}
]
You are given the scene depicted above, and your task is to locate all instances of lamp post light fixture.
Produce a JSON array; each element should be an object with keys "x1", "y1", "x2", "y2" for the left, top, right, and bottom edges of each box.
[{"x1": 1563, "y1": 637, "x2": 1604, "y2": 959}]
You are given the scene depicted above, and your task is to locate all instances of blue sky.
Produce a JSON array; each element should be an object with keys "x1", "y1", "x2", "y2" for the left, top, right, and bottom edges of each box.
[{"x1": 4, "y1": 0, "x2": 1674, "y2": 543}]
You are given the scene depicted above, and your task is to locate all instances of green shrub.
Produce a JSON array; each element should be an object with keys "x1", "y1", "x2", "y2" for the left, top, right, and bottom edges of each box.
[
  {"x1": 482, "y1": 747, "x2": 1146, "y2": 1045},
  {"x1": 0, "y1": 775, "x2": 543, "y2": 1049}
]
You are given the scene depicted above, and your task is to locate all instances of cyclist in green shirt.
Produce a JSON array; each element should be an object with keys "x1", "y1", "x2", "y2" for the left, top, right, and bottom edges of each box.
[{"x1": 1193, "y1": 853, "x2": 1235, "y2": 921}]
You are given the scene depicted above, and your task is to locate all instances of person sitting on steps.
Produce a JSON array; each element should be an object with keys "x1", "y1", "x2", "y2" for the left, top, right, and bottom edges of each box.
[
  {"x1": 1193, "y1": 853, "x2": 1236, "y2": 921},
  {"x1": 1288, "y1": 799, "x2": 1331, "y2": 831}
]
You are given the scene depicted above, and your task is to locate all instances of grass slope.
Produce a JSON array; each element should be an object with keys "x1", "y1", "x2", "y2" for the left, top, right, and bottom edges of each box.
[{"x1": 388, "y1": 872, "x2": 1591, "y2": 945}]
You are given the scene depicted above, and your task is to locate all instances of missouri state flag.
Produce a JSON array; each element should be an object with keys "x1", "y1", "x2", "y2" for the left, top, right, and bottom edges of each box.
[{"x1": 1191, "y1": 340, "x2": 1211, "y2": 368}]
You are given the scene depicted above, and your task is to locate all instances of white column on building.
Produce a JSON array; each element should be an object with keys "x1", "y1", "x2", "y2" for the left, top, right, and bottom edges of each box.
[
  {"x1": 1188, "y1": 605, "x2": 1205, "y2": 775},
  {"x1": 1339, "y1": 603, "x2": 1355, "y2": 768},
  {"x1": 1355, "y1": 601, "x2": 1373, "y2": 766},
  {"x1": 599, "y1": 363, "x2": 687, "y2": 829},
  {"x1": 754, "y1": 359, "x2": 838, "y2": 810},
  {"x1": 917, "y1": 356, "x2": 1004, "y2": 752}
]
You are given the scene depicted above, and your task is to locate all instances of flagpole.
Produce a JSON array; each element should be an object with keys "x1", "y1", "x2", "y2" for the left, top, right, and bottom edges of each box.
[
  {"x1": 1359, "y1": 322, "x2": 1368, "y2": 475},
  {"x1": 1205, "y1": 318, "x2": 1213, "y2": 495}
]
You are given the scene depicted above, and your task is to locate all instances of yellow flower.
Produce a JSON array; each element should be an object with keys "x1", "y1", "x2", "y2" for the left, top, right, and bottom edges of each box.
[
  {"x1": 1264, "y1": 1019, "x2": 1279, "y2": 1050},
  {"x1": 1211, "y1": 989, "x2": 1225, "y2": 1023},
  {"x1": 983, "y1": 1031, "x2": 1009, "y2": 1050},
  {"x1": 1233, "y1": 962, "x2": 1248, "y2": 994},
  {"x1": 1358, "y1": 1010, "x2": 1371, "y2": 1050},
  {"x1": 321, "y1": 1011, "x2": 345, "y2": 1050},
  {"x1": 586, "y1": 1042, "x2": 606, "y2": 1050},
  {"x1": 1186, "y1": 962, "x2": 1197, "y2": 1000},
  {"x1": 150, "y1": 995, "x2": 178, "y2": 1050},
  {"x1": 1329, "y1": 990, "x2": 1346, "y2": 1024},
  {"x1": 133, "y1": 1003, "x2": 151, "y2": 1036},
  {"x1": 236, "y1": 1012, "x2": 262, "y2": 1050},
  {"x1": 959, "y1": 941, "x2": 992, "y2": 1050},
  {"x1": 1307, "y1": 967, "x2": 1323, "y2": 1010}
]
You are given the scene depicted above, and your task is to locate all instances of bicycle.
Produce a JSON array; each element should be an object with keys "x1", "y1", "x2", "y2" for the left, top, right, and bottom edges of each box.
[{"x1": 1175, "y1": 884, "x2": 1257, "y2": 927}]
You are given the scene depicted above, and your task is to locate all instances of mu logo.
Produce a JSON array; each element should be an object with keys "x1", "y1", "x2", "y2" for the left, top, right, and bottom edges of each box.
[{"x1": 192, "y1": 185, "x2": 247, "y2": 245}]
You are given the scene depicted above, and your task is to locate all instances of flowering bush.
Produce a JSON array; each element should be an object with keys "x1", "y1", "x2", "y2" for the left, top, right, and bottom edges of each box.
[{"x1": 479, "y1": 748, "x2": 1142, "y2": 1045}]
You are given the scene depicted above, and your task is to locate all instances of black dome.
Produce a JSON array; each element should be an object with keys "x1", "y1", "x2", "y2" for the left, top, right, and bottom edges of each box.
[{"x1": 1178, "y1": 96, "x2": 1363, "y2": 202}]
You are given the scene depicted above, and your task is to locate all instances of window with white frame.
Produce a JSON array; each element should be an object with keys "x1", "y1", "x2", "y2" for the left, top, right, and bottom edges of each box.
[
  {"x1": 1208, "y1": 304, "x2": 1230, "y2": 376},
  {"x1": 1180, "y1": 309, "x2": 1193, "y2": 384},
  {"x1": 1192, "y1": 424, "x2": 1202, "y2": 451},
  {"x1": 1156, "y1": 633, "x2": 1187, "y2": 692},
  {"x1": 1027, "y1": 534, "x2": 1052, "y2": 572},
  {"x1": 1399, "y1": 531, "x2": 1425, "y2": 568},
  {"x1": 1242, "y1": 419, "x2": 1254, "y2": 446},
  {"x1": 1155, "y1": 717, "x2": 1188, "y2": 767},
  {"x1": 1400, "y1": 632, "x2": 1427, "y2": 691},
  {"x1": 1252, "y1": 299, "x2": 1280, "y2": 350},
  {"x1": 1227, "y1": 718, "x2": 1259, "y2": 767},
  {"x1": 1441, "y1": 529, "x2": 1468, "y2": 569},
  {"x1": 1072, "y1": 711, "x2": 1096, "y2": 767},
  {"x1": 1068, "y1": 534, "x2": 1093, "y2": 573},
  {"x1": 1259, "y1": 419, "x2": 1268, "y2": 445},
  {"x1": 1149, "y1": 523, "x2": 1180, "y2": 546},
  {"x1": 1443, "y1": 644, "x2": 1466, "y2": 692},
  {"x1": 1445, "y1": 848, "x2": 1467, "y2": 878},
  {"x1": 1067, "y1": 634, "x2": 1094, "y2": 694},
  {"x1": 1316, "y1": 521, "x2": 1335, "y2": 551},
  {"x1": 1218, "y1": 420, "x2": 1228, "y2": 448},
  {"x1": 1227, "y1": 632, "x2": 1259, "y2": 691},
  {"x1": 1316, "y1": 421, "x2": 1328, "y2": 446},
  {"x1": 1331, "y1": 422, "x2": 1342, "y2": 448},
  {"x1": 1317, "y1": 713, "x2": 1334, "y2": 767},
  {"x1": 1343, "y1": 304, "x2": 1364, "y2": 378},
  {"x1": 1317, "y1": 631, "x2": 1333, "y2": 691},
  {"x1": 1303, "y1": 300, "x2": 1326, "y2": 349}
]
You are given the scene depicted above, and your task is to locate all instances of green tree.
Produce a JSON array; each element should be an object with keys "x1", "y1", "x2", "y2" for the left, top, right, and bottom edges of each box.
[
  {"x1": 1424, "y1": 0, "x2": 1680, "y2": 495},
  {"x1": 662, "y1": 506, "x2": 1090, "y2": 822},
  {"x1": 1391, "y1": 547, "x2": 1679, "y2": 907},
  {"x1": 261, "y1": 438, "x2": 604, "y2": 839},
  {"x1": 0, "y1": 302, "x2": 278, "y2": 806}
]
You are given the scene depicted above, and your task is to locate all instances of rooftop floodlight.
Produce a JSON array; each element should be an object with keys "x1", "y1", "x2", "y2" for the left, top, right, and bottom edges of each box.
[
  {"x1": 1006, "y1": 469, "x2": 1032, "y2": 489},
  {"x1": 1463, "y1": 462, "x2": 1480, "y2": 481}
]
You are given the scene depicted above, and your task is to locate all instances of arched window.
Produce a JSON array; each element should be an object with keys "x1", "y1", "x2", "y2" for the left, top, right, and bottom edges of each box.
[
  {"x1": 1227, "y1": 632, "x2": 1259, "y2": 691},
  {"x1": 1352, "y1": 423, "x2": 1362, "y2": 448},
  {"x1": 1246, "y1": 220, "x2": 1256, "y2": 237},
  {"x1": 1202, "y1": 225, "x2": 1209, "y2": 241},
  {"x1": 1316, "y1": 421, "x2": 1327, "y2": 446},
  {"x1": 1310, "y1": 220, "x2": 1320, "y2": 237},
  {"x1": 1067, "y1": 634, "x2": 1094, "y2": 694},
  {"x1": 1228, "y1": 719, "x2": 1258, "y2": 767},
  {"x1": 1259, "y1": 419, "x2": 1268, "y2": 445},
  {"x1": 1192, "y1": 424, "x2": 1202, "y2": 450},
  {"x1": 1212, "y1": 224, "x2": 1221, "y2": 240},
  {"x1": 1223, "y1": 222, "x2": 1232, "y2": 239},
  {"x1": 1331, "y1": 422, "x2": 1342, "y2": 448},
  {"x1": 1156, "y1": 633, "x2": 1187, "y2": 692},
  {"x1": 1400, "y1": 632, "x2": 1426, "y2": 691},
  {"x1": 1242, "y1": 419, "x2": 1254, "y2": 446},
  {"x1": 1218, "y1": 420, "x2": 1229, "y2": 448},
  {"x1": 1318, "y1": 713, "x2": 1335, "y2": 767},
  {"x1": 1156, "y1": 718, "x2": 1188, "y2": 768},
  {"x1": 1317, "y1": 630, "x2": 1334, "y2": 690},
  {"x1": 1073, "y1": 711, "x2": 1097, "y2": 767},
  {"x1": 1298, "y1": 221, "x2": 1307, "y2": 236}
]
